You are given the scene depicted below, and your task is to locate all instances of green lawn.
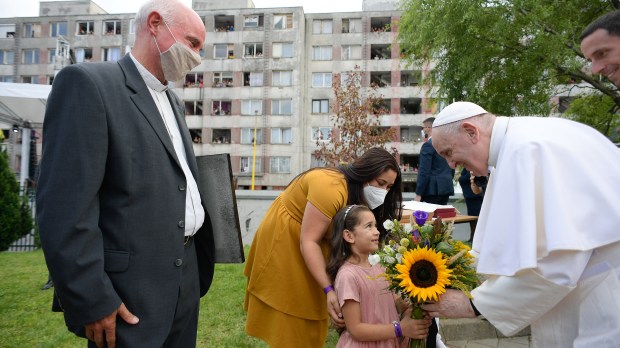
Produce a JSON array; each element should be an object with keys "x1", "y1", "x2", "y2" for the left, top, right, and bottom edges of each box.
[{"x1": 0, "y1": 249, "x2": 338, "y2": 347}]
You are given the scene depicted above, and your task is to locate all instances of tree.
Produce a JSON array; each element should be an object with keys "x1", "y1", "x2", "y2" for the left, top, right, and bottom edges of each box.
[
  {"x1": 313, "y1": 67, "x2": 397, "y2": 166},
  {"x1": 398, "y1": 0, "x2": 620, "y2": 137},
  {"x1": 0, "y1": 150, "x2": 34, "y2": 251}
]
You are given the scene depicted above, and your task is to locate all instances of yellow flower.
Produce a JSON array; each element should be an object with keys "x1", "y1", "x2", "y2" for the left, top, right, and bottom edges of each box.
[{"x1": 395, "y1": 246, "x2": 452, "y2": 302}]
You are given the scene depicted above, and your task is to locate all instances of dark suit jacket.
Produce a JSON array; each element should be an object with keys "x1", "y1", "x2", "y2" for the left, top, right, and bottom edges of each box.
[
  {"x1": 36, "y1": 55, "x2": 215, "y2": 341},
  {"x1": 415, "y1": 138, "x2": 455, "y2": 198}
]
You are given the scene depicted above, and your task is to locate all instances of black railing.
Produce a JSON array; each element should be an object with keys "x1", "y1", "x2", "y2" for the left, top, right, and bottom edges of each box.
[{"x1": 7, "y1": 187, "x2": 37, "y2": 252}]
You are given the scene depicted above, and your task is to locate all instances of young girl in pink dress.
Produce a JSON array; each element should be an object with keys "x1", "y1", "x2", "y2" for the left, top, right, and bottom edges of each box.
[{"x1": 326, "y1": 205, "x2": 431, "y2": 347}]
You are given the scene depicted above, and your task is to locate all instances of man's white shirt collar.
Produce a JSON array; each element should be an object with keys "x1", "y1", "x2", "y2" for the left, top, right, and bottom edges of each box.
[{"x1": 488, "y1": 116, "x2": 509, "y2": 168}]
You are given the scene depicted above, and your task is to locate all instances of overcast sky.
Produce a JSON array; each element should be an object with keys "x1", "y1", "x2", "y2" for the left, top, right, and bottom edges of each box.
[{"x1": 1, "y1": 0, "x2": 363, "y2": 18}]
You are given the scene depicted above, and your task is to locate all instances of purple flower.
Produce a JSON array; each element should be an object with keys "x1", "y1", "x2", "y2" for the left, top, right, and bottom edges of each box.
[{"x1": 413, "y1": 210, "x2": 428, "y2": 226}]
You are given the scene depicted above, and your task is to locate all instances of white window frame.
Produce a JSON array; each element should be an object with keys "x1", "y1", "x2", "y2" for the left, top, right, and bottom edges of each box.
[
  {"x1": 102, "y1": 47, "x2": 121, "y2": 62},
  {"x1": 273, "y1": 14, "x2": 292, "y2": 29},
  {"x1": 0, "y1": 24, "x2": 16, "y2": 39},
  {"x1": 271, "y1": 128, "x2": 292, "y2": 144},
  {"x1": 242, "y1": 100, "x2": 263, "y2": 115},
  {"x1": 23, "y1": 49, "x2": 39, "y2": 64},
  {"x1": 103, "y1": 20, "x2": 122, "y2": 35},
  {"x1": 312, "y1": 127, "x2": 332, "y2": 141},
  {"x1": 244, "y1": 43, "x2": 263, "y2": 58},
  {"x1": 312, "y1": 99, "x2": 329, "y2": 114},
  {"x1": 74, "y1": 47, "x2": 93, "y2": 63},
  {"x1": 241, "y1": 128, "x2": 262, "y2": 144},
  {"x1": 313, "y1": 19, "x2": 333, "y2": 34},
  {"x1": 271, "y1": 99, "x2": 292, "y2": 115},
  {"x1": 51, "y1": 22, "x2": 67, "y2": 37},
  {"x1": 0, "y1": 50, "x2": 14, "y2": 65},
  {"x1": 241, "y1": 157, "x2": 262, "y2": 173},
  {"x1": 342, "y1": 45, "x2": 362, "y2": 60},
  {"x1": 272, "y1": 70, "x2": 292, "y2": 86},
  {"x1": 76, "y1": 21, "x2": 95, "y2": 35},
  {"x1": 270, "y1": 157, "x2": 291, "y2": 173},
  {"x1": 48, "y1": 48, "x2": 56, "y2": 64},
  {"x1": 129, "y1": 19, "x2": 136, "y2": 34},
  {"x1": 342, "y1": 18, "x2": 362, "y2": 33},
  {"x1": 214, "y1": 44, "x2": 234, "y2": 59},
  {"x1": 272, "y1": 42, "x2": 293, "y2": 58},
  {"x1": 245, "y1": 72, "x2": 263, "y2": 86},
  {"x1": 312, "y1": 46, "x2": 332, "y2": 61},
  {"x1": 22, "y1": 23, "x2": 41, "y2": 38},
  {"x1": 312, "y1": 73, "x2": 332, "y2": 88}
]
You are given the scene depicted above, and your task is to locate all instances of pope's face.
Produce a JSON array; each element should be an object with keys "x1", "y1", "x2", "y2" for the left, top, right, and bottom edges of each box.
[
  {"x1": 432, "y1": 127, "x2": 488, "y2": 177},
  {"x1": 581, "y1": 28, "x2": 620, "y2": 87}
]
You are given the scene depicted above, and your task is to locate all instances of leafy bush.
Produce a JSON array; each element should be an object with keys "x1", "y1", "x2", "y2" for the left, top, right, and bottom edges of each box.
[{"x1": 0, "y1": 150, "x2": 34, "y2": 250}]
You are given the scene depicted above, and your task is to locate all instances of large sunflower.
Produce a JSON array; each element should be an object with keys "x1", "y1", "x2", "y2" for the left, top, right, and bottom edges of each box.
[{"x1": 395, "y1": 246, "x2": 452, "y2": 302}]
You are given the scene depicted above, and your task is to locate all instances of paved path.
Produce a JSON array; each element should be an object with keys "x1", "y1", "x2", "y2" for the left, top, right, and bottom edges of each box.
[{"x1": 444, "y1": 336, "x2": 531, "y2": 348}]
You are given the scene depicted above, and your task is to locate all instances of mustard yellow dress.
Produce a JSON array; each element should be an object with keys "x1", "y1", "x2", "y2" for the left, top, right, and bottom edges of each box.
[{"x1": 244, "y1": 169, "x2": 348, "y2": 347}]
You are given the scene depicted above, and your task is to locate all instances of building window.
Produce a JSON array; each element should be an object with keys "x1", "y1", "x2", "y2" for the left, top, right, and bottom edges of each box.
[
  {"x1": 312, "y1": 99, "x2": 329, "y2": 114},
  {"x1": 371, "y1": 71, "x2": 391, "y2": 87},
  {"x1": 212, "y1": 100, "x2": 232, "y2": 116},
  {"x1": 48, "y1": 49, "x2": 56, "y2": 64},
  {"x1": 22, "y1": 76, "x2": 38, "y2": 84},
  {"x1": 244, "y1": 72, "x2": 263, "y2": 86},
  {"x1": 274, "y1": 14, "x2": 293, "y2": 29},
  {"x1": 129, "y1": 19, "x2": 136, "y2": 34},
  {"x1": 242, "y1": 100, "x2": 263, "y2": 115},
  {"x1": 342, "y1": 18, "x2": 362, "y2": 33},
  {"x1": 371, "y1": 17, "x2": 391, "y2": 32},
  {"x1": 371, "y1": 44, "x2": 391, "y2": 60},
  {"x1": 342, "y1": 45, "x2": 362, "y2": 60},
  {"x1": 241, "y1": 128, "x2": 262, "y2": 144},
  {"x1": 241, "y1": 157, "x2": 262, "y2": 174},
  {"x1": 22, "y1": 23, "x2": 41, "y2": 38},
  {"x1": 0, "y1": 50, "x2": 14, "y2": 65},
  {"x1": 400, "y1": 70, "x2": 421, "y2": 86},
  {"x1": 214, "y1": 15, "x2": 235, "y2": 32},
  {"x1": 76, "y1": 21, "x2": 95, "y2": 35},
  {"x1": 271, "y1": 99, "x2": 292, "y2": 115},
  {"x1": 23, "y1": 49, "x2": 39, "y2": 64},
  {"x1": 272, "y1": 70, "x2": 292, "y2": 87},
  {"x1": 272, "y1": 42, "x2": 293, "y2": 58},
  {"x1": 244, "y1": 43, "x2": 264, "y2": 58},
  {"x1": 213, "y1": 71, "x2": 233, "y2": 87},
  {"x1": 75, "y1": 48, "x2": 93, "y2": 63},
  {"x1": 312, "y1": 46, "x2": 332, "y2": 61},
  {"x1": 104, "y1": 20, "x2": 122, "y2": 35},
  {"x1": 0, "y1": 76, "x2": 14, "y2": 82},
  {"x1": 189, "y1": 129, "x2": 202, "y2": 144},
  {"x1": 0, "y1": 24, "x2": 16, "y2": 38},
  {"x1": 400, "y1": 98, "x2": 422, "y2": 114},
  {"x1": 313, "y1": 19, "x2": 332, "y2": 34},
  {"x1": 214, "y1": 44, "x2": 234, "y2": 59},
  {"x1": 212, "y1": 129, "x2": 231, "y2": 144},
  {"x1": 47, "y1": 75, "x2": 54, "y2": 85},
  {"x1": 312, "y1": 73, "x2": 332, "y2": 88},
  {"x1": 51, "y1": 22, "x2": 67, "y2": 37},
  {"x1": 270, "y1": 157, "x2": 291, "y2": 173},
  {"x1": 102, "y1": 47, "x2": 121, "y2": 62},
  {"x1": 185, "y1": 72, "x2": 204, "y2": 87},
  {"x1": 184, "y1": 101, "x2": 203, "y2": 115},
  {"x1": 271, "y1": 128, "x2": 292, "y2": 144},
  {"x1": 244, "y1": 15, "x2": 264, "y2": 29},
  {"x1": 312, "y1": 127, "x2": 332, "y2": 141}
]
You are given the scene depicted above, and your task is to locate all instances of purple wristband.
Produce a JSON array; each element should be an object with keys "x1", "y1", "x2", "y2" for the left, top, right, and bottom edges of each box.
[
  {"x1": 323, "y1": 285, "x2": 334, "y2": 294},
  {"x1": 393, "y1": 321, "x2": 403, "y2": 337}
]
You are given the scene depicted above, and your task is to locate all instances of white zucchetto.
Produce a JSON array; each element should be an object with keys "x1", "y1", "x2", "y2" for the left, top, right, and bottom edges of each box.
[{"x1": 433, "y1": 101, "x2": 488, "y2": 127}]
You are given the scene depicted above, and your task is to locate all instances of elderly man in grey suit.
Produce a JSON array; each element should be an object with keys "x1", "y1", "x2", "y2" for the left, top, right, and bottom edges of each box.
[{"x1": 36, "y1": 1, "x2": 215, "y2": 347}]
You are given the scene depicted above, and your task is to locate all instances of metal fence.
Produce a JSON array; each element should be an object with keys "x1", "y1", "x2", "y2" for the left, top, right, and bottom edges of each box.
[{"x1": 7, "y1": 188, "x2": 37, "y2": 252}]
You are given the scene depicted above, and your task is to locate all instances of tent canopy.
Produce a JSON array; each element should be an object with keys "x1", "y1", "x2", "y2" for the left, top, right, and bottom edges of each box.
[{"x1": 0, "y1": 82, "x2": 52, "y2": 129}]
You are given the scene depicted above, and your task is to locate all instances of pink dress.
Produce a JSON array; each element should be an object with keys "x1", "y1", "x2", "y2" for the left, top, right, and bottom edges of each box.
[{"x1": 334, "y1": 262, "x2": 409, "y2": 348}]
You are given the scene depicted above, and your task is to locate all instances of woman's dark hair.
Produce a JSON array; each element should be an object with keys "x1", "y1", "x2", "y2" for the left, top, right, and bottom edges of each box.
[
  {"x1": 338, "y1": 147, "x2": 402, "y2": 240},
  {"x1": 326, "y1": 205, "x2": 372, "y2": 282}
]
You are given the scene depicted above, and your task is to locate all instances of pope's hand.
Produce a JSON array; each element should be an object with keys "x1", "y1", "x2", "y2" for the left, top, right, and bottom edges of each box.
[{"x1": 422, "y1": 289, "x2": 477, "y2": 318}]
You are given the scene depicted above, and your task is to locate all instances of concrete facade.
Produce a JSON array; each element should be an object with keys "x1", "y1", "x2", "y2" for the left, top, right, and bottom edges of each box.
[{"x1": 0, "y1": 0, "x2": 434, "y2": 190}]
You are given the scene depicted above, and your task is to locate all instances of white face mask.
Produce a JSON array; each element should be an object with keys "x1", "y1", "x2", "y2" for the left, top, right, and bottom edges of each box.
[
  {"x1": 363, "y1": 185, "x2": 388, "y2": 210},
  {"x1": 153, "y1": 20, "x2": 202, "y2": 82}
]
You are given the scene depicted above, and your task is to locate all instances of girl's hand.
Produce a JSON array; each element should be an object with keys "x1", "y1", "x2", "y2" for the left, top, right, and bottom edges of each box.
[
  {"x1": 327, "y1": 291, "x2": 345, "y2": 328},
  {"x1": 400, "y1": 315, "x2": 431, "y2": 339}
]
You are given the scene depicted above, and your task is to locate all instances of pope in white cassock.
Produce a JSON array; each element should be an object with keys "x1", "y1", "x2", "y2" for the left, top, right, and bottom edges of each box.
[{"x1": 422, "y1": 101, "x2": 620, "y2": 347}]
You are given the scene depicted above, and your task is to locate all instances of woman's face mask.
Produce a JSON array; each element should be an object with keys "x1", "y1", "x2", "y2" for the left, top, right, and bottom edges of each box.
[{"x1": 363, "y1": 185, "x2": 388, "y2": 210}]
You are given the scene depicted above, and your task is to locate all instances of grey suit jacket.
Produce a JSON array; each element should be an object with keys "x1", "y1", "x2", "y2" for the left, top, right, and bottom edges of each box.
[{"x1": 36, "y1": 54, "x2": 215, "y2": 341}]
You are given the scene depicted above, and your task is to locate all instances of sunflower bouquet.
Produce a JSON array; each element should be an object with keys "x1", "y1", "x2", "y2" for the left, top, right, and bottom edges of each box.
[{"x1": 373, "y1": 211, "x2": 479, "y2": 348}]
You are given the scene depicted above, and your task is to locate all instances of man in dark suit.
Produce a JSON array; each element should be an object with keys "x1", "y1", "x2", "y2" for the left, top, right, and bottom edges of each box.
[
  {"x1": 415, "y1": 117, "x2": 455, "y2": 205},
  {"x1": 36, "y1": 1, "x2": 215, "y2": 347}
]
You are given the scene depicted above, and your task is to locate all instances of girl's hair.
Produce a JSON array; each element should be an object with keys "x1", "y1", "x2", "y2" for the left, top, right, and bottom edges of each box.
[
  {"x1": 338, "y1": 147, "x2": 402, "y2": 240},
  {"x1": 326, "y1": 205, "x2": 372, "y2": 282}
]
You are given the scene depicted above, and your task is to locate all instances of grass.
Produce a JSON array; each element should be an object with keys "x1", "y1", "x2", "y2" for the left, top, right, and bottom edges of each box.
[{"x1": 0, "y1": 249, "x2": 339, "y2": 347}]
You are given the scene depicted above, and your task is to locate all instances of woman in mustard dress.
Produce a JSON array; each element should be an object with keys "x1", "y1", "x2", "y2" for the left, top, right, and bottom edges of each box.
[{"x1": 244, "y1": 148, "x2": 403, "y2": 347}]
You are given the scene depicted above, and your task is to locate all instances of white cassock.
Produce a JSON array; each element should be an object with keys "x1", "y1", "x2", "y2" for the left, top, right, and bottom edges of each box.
[{"x1": 470, "y1": 116, "x2": 620, "y2": 347}]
